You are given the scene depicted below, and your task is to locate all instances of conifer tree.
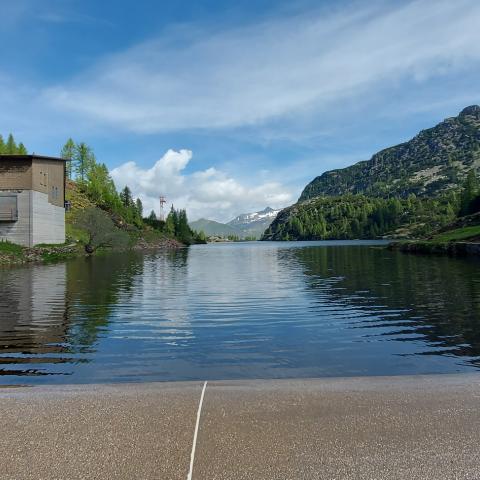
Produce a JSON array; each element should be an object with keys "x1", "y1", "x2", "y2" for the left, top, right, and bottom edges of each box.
[
  {"x1": 5, "y1": 134, "x2": 17, "y2": 154},
  {"x1": 120, "y1": 186, "x2": 133, "y2": 208},
  {"x1": 75, "y1": 142, "x2": 95, "y2": 182},
  {"x1": 460, "y1": 170, "x2": 479, "y2": 216},
  {"x1": 61, "y1": 138, "x2": 76, "y2": 179},
  {"x1": 0, "y1": 135, "x2": 5, "y2": 153},
  {"x1": 136, "y1": 198, "x2": 143, "y2": 217},
  {"x1": 17, "y1": 143, "x2": 28, "y2": 154}
]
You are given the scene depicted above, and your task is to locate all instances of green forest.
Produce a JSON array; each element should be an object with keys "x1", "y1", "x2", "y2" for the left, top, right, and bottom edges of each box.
[
  {"x1": 0, "y1": 133, "x2": 28, "y2": 155},
  {"x1": 263, "y1": 173, "x2": 480, "y2": 241}
]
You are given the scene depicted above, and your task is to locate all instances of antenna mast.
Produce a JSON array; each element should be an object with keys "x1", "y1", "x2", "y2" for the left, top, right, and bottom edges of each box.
[{"x1": 159, "y1": 196, "x2": 167, "y2": 221}]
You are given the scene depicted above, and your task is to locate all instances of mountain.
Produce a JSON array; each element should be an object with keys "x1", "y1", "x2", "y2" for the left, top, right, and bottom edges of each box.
[
  {"x1": 189, "y1": 218, "x2": 239, "y2": 238},
  {"x1": 190, "y1": 207, "x2": 280, "y2": 239},
  {"x1": 300, "y1": 105, "x2": 480, "y2": 201},
  {"x1": 263, "y1": 106, "x2": 480, "y2": 241},
  {"x1": 227, "y1": 207, "x2": 281, "y2": 238}
]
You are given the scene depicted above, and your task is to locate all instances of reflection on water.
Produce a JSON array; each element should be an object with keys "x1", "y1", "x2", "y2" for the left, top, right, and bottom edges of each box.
[{"x1": 0, "y1": 241, "x2": 479, "y2": 384}]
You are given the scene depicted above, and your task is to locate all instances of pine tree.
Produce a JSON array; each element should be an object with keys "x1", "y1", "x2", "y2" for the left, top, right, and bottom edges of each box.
[
  {"x1": 120, "y1": 186, "x2": 133, "y2": 208},
  {"x1": 148, "y1": 210, "x2": 157, "y2": 221},
  {"x1": 0, "y1": 135, "x2": 6, "y2": 153},
  {"x1": 460, "y1": 170, "x2": 479, "y2": 216}
]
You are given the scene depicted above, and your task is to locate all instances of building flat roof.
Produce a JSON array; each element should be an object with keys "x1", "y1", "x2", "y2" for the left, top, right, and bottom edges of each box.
[{"x1": 0, "y1": 154, "x2": 69, "y2": 162}]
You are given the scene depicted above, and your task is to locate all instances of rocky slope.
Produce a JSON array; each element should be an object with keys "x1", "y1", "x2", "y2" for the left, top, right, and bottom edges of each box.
[{"x1": 300, "y1": 105, "x2": 480, "y2": 201}]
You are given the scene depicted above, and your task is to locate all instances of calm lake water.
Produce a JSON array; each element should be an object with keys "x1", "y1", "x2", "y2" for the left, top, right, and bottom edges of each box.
[{"x1": 1, "y1": 241, "x2": 480, "y2": 384}]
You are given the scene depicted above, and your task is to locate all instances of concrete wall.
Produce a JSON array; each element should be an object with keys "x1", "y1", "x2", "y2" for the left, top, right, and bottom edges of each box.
[
  {"x1": 0, "y1": 190, "x2": 65, "y2": 246},
  {"x1": 32, "y1": 190, "x2": 65, "y2": 245},
  {"x1": 0, "y1": 190, "x2": 32, "y2": 247}
]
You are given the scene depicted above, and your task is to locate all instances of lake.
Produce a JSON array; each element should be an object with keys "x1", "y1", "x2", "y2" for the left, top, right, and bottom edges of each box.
[{"x1": 1, "y1": 241, "x2": 480, "y2": 385}]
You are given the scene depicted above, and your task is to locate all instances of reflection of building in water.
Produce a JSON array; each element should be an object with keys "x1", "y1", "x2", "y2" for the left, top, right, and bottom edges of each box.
[{"x1": 0, "y1": 263, "x2": 67, "y2": 353}]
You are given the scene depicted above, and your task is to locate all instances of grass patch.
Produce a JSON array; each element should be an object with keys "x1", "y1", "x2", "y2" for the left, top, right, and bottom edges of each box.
[
  {"x1": 0, "y1": 240, "x2": 24, "y2": 256},
  {"x1": 432, "y1": 225, "x2": 480, "y2": 243},
  {"x1": 35, "y1": 242, "x2": 70, "y2": 248},
  {"x1": 41, "y1": 251, "x2": 75, "y2": 263}
]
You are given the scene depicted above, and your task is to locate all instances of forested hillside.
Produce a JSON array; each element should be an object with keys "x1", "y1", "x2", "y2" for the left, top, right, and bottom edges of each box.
[
  {"x1": 264, "y1": 106, "x2": 480, "y2": 241},
  {"x1": 61, "y1": 139, "x2": 204, "y2": 251},
  {"x1": 262, "y1": 193, "x2": 459, "y2": 241}
]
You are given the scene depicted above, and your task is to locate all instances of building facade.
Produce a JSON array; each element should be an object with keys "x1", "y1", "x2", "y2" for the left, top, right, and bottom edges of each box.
[{"x1": 0, "y1": 155, "x2": 67, "y2": 246}]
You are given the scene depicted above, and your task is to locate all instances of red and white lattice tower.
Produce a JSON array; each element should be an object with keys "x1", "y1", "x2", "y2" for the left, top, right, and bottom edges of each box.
[{"x1": 159, "y1": 196, "x2": 167, "y2": 221}]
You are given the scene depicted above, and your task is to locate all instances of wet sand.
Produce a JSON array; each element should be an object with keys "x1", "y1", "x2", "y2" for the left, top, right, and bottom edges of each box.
[{"x1": 1, "y1": 374, "x2": 479, "y2": 479}]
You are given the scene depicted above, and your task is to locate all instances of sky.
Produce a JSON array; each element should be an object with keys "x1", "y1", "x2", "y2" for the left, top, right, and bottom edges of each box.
[{"x1": 1, "y1": 0, "x2": 479, "y2": 222}]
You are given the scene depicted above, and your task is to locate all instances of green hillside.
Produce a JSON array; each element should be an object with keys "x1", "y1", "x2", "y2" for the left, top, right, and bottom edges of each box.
[
  {"x1": 300, "y1": 106, "x2": 480, "y2": 201},
  {"x1": 264, "y1": 106, "x2": 480, "y2": 242},
  {"x1": 262, "y1": 194, "x2": 457, "y2": 241},
  {"x1": 189, "y1": 218, "x2": 240, "y2": 238}
]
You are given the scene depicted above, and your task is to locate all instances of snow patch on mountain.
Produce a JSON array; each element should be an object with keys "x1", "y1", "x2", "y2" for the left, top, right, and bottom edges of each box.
[{"x1": 228, "y1": 207, "x2": 281, "y2": 226}]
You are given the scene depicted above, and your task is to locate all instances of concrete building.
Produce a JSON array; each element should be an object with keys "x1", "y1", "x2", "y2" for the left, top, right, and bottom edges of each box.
[{"x1": 0, "y1": 155, "x2": 67, "y2": 246}]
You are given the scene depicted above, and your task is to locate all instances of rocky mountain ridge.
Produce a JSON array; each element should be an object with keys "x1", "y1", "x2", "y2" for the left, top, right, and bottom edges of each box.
[{"x1": 300, "y1": 105, "x2": 480, "y2": 201}]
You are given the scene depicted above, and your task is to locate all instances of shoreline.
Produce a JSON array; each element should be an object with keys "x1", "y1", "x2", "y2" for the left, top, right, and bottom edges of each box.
[
  {"x1": 1, "y1": 371, "x2": 478, "y2": 392},
  {"x1": 2, "y1": 374, "x2": 480, "y2": 479},
  {"x1": 389, "y1": 239, "x2": 480, "y2": 256},
  {"x1": 0, "y1": 237, "x2": 185, "y2": 266}
]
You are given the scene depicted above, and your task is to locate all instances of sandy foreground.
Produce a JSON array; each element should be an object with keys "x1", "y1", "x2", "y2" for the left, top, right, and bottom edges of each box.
[{"x1": 1, "y1": 374, "x2": 480, "y2": 480}]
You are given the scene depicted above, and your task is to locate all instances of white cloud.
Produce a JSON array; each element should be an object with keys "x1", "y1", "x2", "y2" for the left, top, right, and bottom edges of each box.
[
  {"x1": 110, "y1": 150, "x2": 293, "y2": 222},
  {"x1": 42, "y1": 0, "x2": 480, "y2": 134}
]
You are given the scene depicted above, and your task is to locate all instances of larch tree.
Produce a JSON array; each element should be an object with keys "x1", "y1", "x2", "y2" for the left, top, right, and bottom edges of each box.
[
  {"x1": 61, "y1": 138, "x2": 76, "y2": 179},
  {"x1": 75, "y1": 142, "x2": 95, "y2": 182},
  {"x1": 5, "y1": 134, "x2": 17, "y2": 154},
  {"x1": 17, "y1": 143, "x2": 28, "y2": 154},
  {"x1": 136, "y1": 198, "x2": 143, "y2": 217}
]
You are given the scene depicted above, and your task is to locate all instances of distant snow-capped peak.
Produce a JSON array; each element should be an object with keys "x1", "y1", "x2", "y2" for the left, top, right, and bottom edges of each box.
[{"x1": 228, "y1": 207, "x2": 281, "y2": 226}]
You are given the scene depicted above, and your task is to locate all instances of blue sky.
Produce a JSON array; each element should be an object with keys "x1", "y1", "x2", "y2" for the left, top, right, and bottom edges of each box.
[{"x1": 1, "y1": 0, "x2": 480, "y2": 221}]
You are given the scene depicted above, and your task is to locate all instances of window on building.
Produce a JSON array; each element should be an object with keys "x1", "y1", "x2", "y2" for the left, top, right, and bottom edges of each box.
[{"x1": 0, "y1": 196, "x2": 18, "y2": 222}]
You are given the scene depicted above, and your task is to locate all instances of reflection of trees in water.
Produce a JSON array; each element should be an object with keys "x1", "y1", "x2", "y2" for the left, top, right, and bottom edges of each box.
[
  {"x1": 291, "y1": 246, "x2": 480, "y2": 364},
  {"x1": 65, "y1": 248, "x2": 190, "y2": 349},
  {"x1": 65, "y1": 252, "x2": 145, "y2": 350},
  {"x1": 0, "y1": 249, "x2": 191, "y2": 379}
]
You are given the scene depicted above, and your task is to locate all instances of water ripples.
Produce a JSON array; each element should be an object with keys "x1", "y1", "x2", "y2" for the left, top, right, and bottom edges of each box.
[{"x1": 0, "y1": 241, "x2": 480, "y2": 384}]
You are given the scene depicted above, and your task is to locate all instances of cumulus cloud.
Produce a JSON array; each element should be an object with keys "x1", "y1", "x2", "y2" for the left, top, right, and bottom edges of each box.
[
  {"x1": 42, "y1": 0, "x2": 480, "y2": 133},
  {"x1": 110, "y1": 150, "x2": 293, "y2": 222}
]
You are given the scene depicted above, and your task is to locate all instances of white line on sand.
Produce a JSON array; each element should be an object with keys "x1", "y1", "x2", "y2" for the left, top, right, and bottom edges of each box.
[{"x1": 187, "y1": 381, "x2": 208, "y2": 480}]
